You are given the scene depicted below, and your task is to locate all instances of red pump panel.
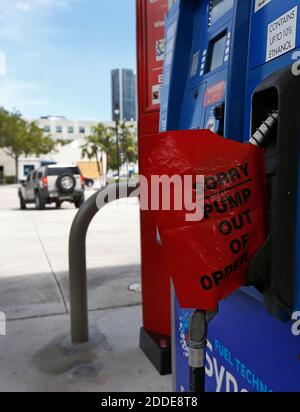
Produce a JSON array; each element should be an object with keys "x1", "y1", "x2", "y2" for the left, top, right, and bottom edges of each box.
[{"x1": 136, "y1": 0, "x2": 171, "y2": 336}]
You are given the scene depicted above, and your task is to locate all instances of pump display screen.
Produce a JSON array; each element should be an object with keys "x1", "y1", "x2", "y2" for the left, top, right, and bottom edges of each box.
[
  {"x1": 210, "y1": 0, "x2": 234, "y2": 25},
  {"x1": 207, "y1": 32, "x2": 227, "y2": 72}
]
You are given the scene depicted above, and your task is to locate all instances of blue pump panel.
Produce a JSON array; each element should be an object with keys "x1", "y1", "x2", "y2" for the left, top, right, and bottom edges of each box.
[
  {"x1": 174, "y1": 291, "x2": 300, "y2": 392},
  {"x1": 161, "y1": 0, "x2": 252, "y2": 142}
]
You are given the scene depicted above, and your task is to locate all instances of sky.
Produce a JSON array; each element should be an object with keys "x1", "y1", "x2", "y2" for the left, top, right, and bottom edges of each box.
[{"x1": 0, "y1": 0, "x2": 136, "y2": 121}]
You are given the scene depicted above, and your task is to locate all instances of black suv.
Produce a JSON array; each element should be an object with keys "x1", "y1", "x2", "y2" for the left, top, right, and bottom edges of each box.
[{"x1": 18, "y1": 164, "x2": 85, "y2": 210}]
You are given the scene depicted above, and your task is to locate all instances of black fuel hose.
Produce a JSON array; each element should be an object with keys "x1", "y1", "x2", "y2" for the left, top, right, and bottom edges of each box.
[
  {"x1": 190, "y1": 365, "x2": 206, "y2": 393},
  {"x1": 188, "y1": 309, "x2": 218, "y2": 393},
  {"x1": 188, "y1": 310, "x2": 207, "y2": 393}
]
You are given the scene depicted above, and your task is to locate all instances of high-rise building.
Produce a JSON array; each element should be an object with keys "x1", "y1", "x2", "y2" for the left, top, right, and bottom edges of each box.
[{"x1": 111, "y1": 69, "x2": 137, "y2": 122}]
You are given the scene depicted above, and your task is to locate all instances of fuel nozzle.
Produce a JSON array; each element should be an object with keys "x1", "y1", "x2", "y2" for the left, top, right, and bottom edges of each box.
[{"x1": 250, "y1": 111, "x2": 279, "y2": 147}]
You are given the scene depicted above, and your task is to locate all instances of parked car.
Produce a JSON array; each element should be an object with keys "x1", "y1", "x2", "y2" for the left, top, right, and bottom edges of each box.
[
  {"x1": 84, "y1": 178, "x2": 94, "y2": 188},
  {"x1": 18, "y1": 164, "x2": 85, "y2": 210}
]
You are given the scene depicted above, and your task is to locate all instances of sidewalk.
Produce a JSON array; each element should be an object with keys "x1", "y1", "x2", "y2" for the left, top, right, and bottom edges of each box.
[{"x1": 0, "y1": 185, "x2": 171, "y2": 392}]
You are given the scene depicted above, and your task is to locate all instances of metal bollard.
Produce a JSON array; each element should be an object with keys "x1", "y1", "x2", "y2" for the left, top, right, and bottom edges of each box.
[{"x1": 69, "y1": 182, "x2": 139, "y2": 344}]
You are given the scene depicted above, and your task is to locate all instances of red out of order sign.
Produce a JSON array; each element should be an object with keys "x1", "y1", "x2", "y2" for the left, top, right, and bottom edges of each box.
[{"x1": 142, "y1": 130, "x2": 267, "y2": 310}]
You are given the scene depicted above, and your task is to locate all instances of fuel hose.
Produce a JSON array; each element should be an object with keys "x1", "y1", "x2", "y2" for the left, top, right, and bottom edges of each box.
[
  {"x1": 188, "y1": 310, "x2": 207, "y2": 393},
  {"x1": 188, "y1": 310, "x2": 217, "y2": 393}
]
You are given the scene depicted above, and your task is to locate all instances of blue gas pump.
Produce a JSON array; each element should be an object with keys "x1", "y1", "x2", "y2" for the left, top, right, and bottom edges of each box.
[{"x1": 160, "y1": 0, "x2": 300, "y2": 392}]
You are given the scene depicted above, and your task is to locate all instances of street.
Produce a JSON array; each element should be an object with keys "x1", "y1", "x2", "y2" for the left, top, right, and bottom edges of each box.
[{"x1": 0, "y1": 185, "x2": 171, "y2": 392}]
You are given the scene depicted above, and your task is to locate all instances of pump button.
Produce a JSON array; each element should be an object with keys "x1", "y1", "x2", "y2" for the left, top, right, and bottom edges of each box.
[{"x1": 214, "y1": 103, "x2": 225, "y2": 120}]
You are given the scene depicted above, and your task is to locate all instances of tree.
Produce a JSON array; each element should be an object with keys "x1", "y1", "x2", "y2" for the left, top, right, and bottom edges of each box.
[
  {"x1": 0, "y1": 108, "x2": 57, "y2": 181},
  {"x1": 81, "y1": 121, "x2": 138, "y2": 179},
  {"x1": 118, "y1": 121, "x2": 138, "y2": 177},
  {"x1": 106, "y1": 120, "x2": 138, "y2": 176},
  {"x1": 81, "y1": 122, "x2": 113, "y2": 177}
]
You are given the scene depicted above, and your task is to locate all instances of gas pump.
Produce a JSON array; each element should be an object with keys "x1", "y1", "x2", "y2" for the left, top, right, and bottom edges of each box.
[
  {"x1": 159, "y1": 0, "x2": 300, "y2": 392},
  {"x1": 160, "y1": 0, "x2": 253, "y2": 391}
]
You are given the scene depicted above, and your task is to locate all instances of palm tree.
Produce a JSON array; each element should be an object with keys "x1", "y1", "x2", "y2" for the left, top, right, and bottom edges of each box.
[
  {"x1": 108, "y1": 120, "x2": 137, "y2": 179},
  {"x1": 119, "y1": 121, "x2": 138, "y2": 178},
  {"x1": 81, "y1": 123, "x2": 113, "y2": 182}
]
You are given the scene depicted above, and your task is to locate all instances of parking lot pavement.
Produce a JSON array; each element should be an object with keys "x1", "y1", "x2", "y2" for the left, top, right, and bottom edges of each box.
[
  {"x1": 0, "y1": 306, "x2": 171, "y2": 392},
  {"x1": 0, "y1": 184, "x2": 171, "y2": 391},
  {"x1": 0, "y1": 185, "x2": 141, "y2": 319}
]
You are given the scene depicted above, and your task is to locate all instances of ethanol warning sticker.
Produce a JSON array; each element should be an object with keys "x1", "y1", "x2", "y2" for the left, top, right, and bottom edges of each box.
[{"x1": 266, "y1": 6, "x2": 298, "y2": 62}]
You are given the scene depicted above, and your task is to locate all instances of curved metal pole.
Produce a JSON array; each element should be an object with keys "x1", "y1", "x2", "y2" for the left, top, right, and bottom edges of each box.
[{"x1": 69, "y1": 182, "x2": 139, "y2": 344}]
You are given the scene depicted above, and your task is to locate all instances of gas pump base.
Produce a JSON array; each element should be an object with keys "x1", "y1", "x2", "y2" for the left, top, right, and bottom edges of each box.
[{"x1": 139, "y1": 328, "x2": 171, "y2": 375}]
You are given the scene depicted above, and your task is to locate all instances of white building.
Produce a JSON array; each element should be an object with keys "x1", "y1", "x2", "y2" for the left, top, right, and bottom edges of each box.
[
  {"x1": 0, "y1": 116, "x2": 117, "y2": 182},
  {"x1": 38, "y1": 116, "x2": 114, "y2": 144}
]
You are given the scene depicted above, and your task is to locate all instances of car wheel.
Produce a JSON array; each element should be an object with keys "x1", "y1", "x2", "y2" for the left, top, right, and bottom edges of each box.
[
  {"x1": 35, "y1": 192, "x2": 45, "y2": 210},
  {"x1": 19, "y1": 194, "x2": 26, "y2": 210},
  {"x1": 74, "y1": 196, "x2": 84, "y2": 209}
]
